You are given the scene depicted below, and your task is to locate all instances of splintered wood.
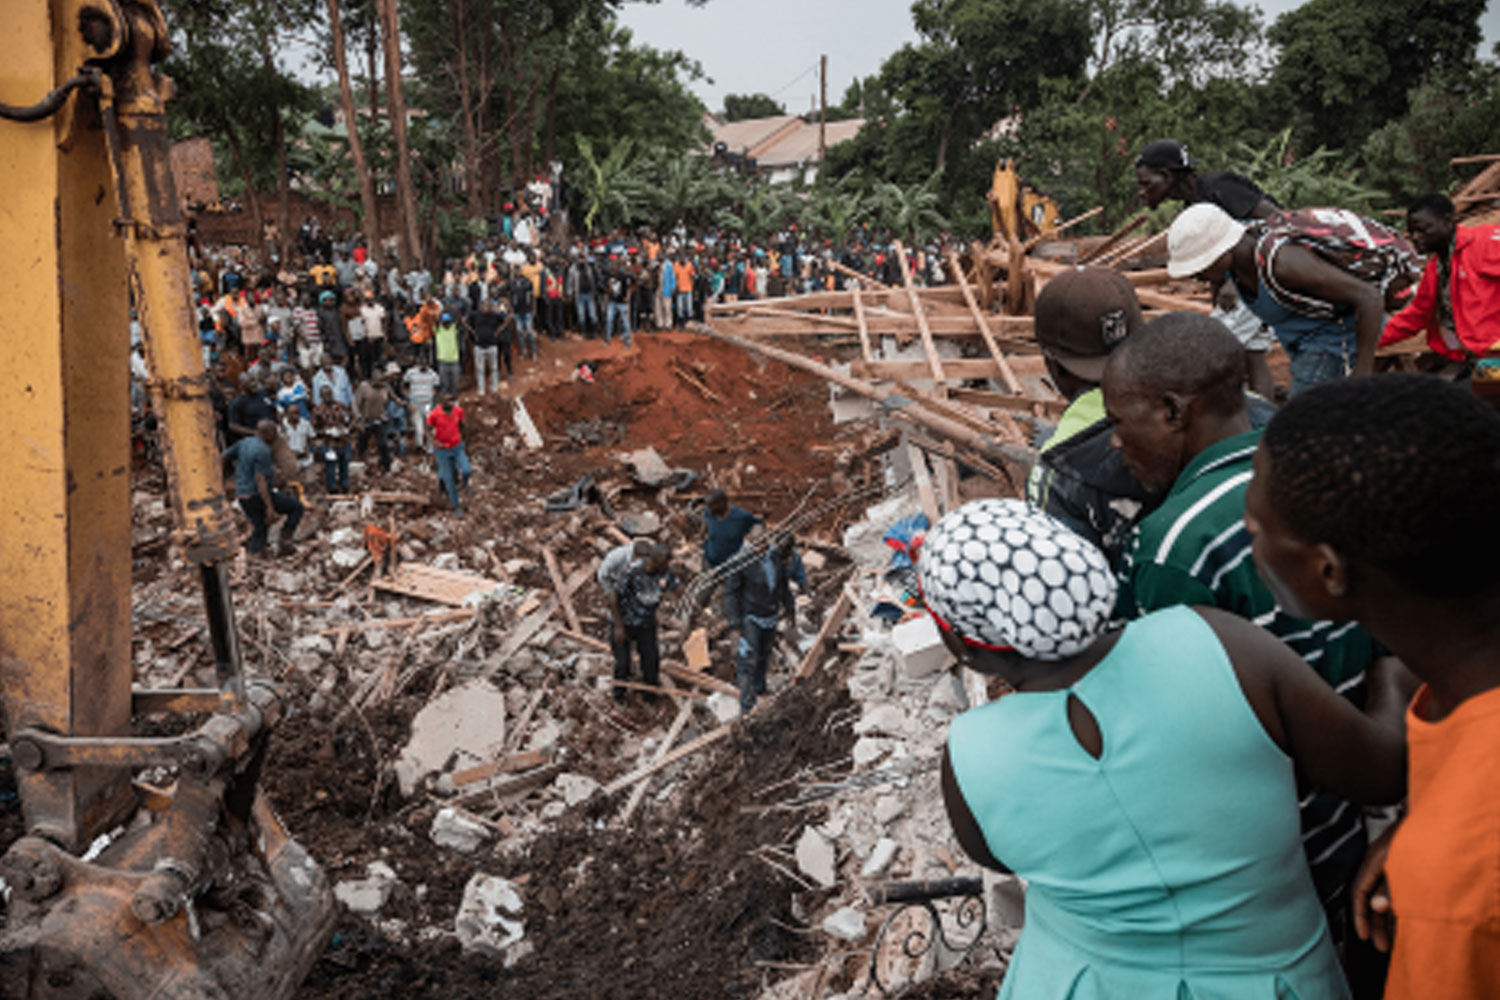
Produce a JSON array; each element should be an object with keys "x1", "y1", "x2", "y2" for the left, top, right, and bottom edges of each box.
[{"x1": 373, "y1": 564, "x2": 506, "y2": 606}]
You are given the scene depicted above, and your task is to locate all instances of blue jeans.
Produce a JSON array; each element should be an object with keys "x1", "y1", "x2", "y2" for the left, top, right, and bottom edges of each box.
[
  {"x1": 385, "y1": 402, "x2": 407, "y2": 455},
  {"x1": 1287, "y1": 344, "x2": 1349, "y2": 397},
  {"x1": 434, "y1": 441, "x2": 472, "y2": 510},
  {"x1": 736, "y1": 618, "x2": 777, "y2": 713},
  {"x1": 575, "y1": 292, "x2": 598, "y2": 332},
  {"x1": 605, "y1": 302, "x2": 632, "y2": 346},
  {"x1": 674, "y1": 290, "x2": 693, "y2": 322},
  {"x1": 515, "y1": 311, "x2": 537, "y2": 359},
  {"x1": 320, "y1": 442, "x2": 351, "y2": 494}
]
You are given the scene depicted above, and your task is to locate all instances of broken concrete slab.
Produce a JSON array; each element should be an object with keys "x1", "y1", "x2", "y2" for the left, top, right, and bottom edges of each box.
[
  {"x1": 706, "y1": 692, "x2": 742, "y2": 724},
  {"x1": 891, "y1": 614, "x2": 954, "y2": 679},
  {"x1": 621, "y1": 446, "x2": 673, "y2": 485},
  {"x1": 455, "y1": 873, "x2": 526, "y2": 961},
  {"x1": 854, "y1": 704, "x2": 907, "y2": 738},
  {"x1": 333, "y1": 860, "x2": 398, "y2": 917},
  {"x1": 852, "y1": 737, "x2": 893, "y2": 768},
  {"x1": 393, "y1": 679, "x2": 508, "y2": 796},
  {"x1": 331, "y1": 547, "x2": 367, "y2": 570},
  {"x1": 874, "y1": 794, "x2": 906, "y2": 826},
  {"x1": 430, "y1": 807, "x2": 491, "y2": 854},
  {"x1": 795, "y1": 826, "x2": 837, "y2": 888},
  {"x1": 513, "y1": 397, "x2": 544, "y2": 450},
  {"x1": 822, "y1": 906, "x2": 868, "y2": 942},
  {"x1": 553, "y1": 772, "x2": 600, "y2": 807},
  {"x1": 861, "y1": 837, "x2": 899, "y2": 878}
]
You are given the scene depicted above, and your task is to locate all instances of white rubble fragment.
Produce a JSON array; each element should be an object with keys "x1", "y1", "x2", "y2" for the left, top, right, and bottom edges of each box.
[
  {"x1": 267, "y1": 570, "x2": 303, "y2": 594},
  {"x1": 432, "y1": 552, "x2": 461, "y2": 570},
  {"x1": 329, "y1": 501, "x2": 361, "y2": 526},
  {"x1": 512, "y1": 397, "x2": 544, "y2": 450},
  {"x1": 393, "y1": 679, "x2": 508, "y2": 796},
  {"x1": 891, "y1": 614, "x2": 955, "y2": 679},
  {"x1": 454, "y1": 874, "x2": 526, "y2": 961},
  {"x1": 861, "y1": 838, "x2": 899, "y2": 878},
  {"x1": 795, "y1": 827, "x2": 837, "y2": 888},
  {"x1": 851, "y1": 737, "x2": 892, "y2": 767},
  {"x1": 621, "y1": 446, "x2": 673, "y2": 485},
  {"x1": 854, "y1": 704, "x2": 907, "y2": 737},
  {"x1": 822, "y1": 906, "x2": 868, "y2": 942},
  {"x1": 525, "y1": 718, "x2": 563, "y2": 752},
  {"x1": 334, "y1": 860, "x2": 399, "y2": 916},
  {"x1": 291, "y1": 634, "x2": 334, "y2": 657},
  {"x1": 553, "y1": 773, "x2": 600, "y2": 807},
  {"x1": 706, "y1": 692, "x2": 742, "y2": 723},
  {"x1": 430, "y1": 808, "x2": 491, "y2": 854},
  {"x1": 331, "y1": 547, "x2": 367, "y2": 569},
  {"x1": 540, "y1": 801, "x2": 566, "y2": 821},
  {"x1": 874, "y1": 794, "x2": 907, "y2": 826},
  {"x1": 329, "y1": 526, "x2": 361, "y2": 547}
]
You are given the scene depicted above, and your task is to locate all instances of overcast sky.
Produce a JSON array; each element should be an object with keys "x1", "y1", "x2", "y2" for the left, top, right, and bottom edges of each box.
[{"x1": 615, "y1": 0, "x2": 1500, "y2": 114}]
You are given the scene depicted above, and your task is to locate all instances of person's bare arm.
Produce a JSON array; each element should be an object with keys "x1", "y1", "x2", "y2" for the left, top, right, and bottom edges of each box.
[
  {"x1": 1272, "y1": 243, "x2": 1387, "y2": 375},
  {"x1": 940, "y1": 745, "x2": 1011, "y2": 874},
  {"x1": 1196, "y1": 606, "x2": 1406, "y2": 805}
]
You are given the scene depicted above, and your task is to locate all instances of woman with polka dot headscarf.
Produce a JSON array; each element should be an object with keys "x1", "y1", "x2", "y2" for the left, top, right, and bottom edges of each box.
[{"x1": 921, "y1": 499, "x2": 1405, "y2": 1000}]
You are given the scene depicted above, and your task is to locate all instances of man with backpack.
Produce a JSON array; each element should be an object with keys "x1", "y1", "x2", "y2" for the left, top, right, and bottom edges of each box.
[{"x1": 1166, "y1": 203, "x2": 1419, "y2": 395}]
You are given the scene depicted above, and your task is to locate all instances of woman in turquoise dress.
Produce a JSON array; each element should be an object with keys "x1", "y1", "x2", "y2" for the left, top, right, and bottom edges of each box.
[{"x1": 918, "y1": 499, "x2": 1406, "y2": 999}]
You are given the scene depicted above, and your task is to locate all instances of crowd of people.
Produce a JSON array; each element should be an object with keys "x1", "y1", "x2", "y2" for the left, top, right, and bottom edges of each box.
[{"x1": 939, "y1": 137, "x2": 1500, "y2": 1000}]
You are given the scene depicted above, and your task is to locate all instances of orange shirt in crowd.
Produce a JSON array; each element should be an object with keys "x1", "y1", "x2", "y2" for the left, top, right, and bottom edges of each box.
[
  {"x1": 673, "y1": 260, "x2": 694, "y2": 291},
  {"x1": 1383, "y1": 684, "x2": 1500, "y2": 1000},
  {"x1": 643, "y1": 239, "x2": 660, "y2": 262},
  {"x1": 413, "y1": 300, "x2": 441, "y2": 344}
]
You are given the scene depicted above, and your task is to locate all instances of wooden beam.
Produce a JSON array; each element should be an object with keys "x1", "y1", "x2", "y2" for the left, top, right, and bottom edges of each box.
[
  {"x1": 851, "y1": 285, "x2": 874, "y2": 363},
  {"x1": 542, "y1": 546, "x2": 582, "y2": 635},
  {"x1": 708, "y1": 286, "x2": 966, "y2": 316},
  {"x1": 448, "y1": 762, "x2": 563, "y2": 808},
  {"x1": 618, "y1": 699, "x2": 694, "y2": 824},
  {"x1": 946, "y1": 249, "x2": 1025, "y2": 395},
  {"x1": 1078, "y1": 211, "x2": 1148, "y2": 264},
  {"x1": 745, "y1": 305, "x2": 860, "y2": 329},
  {"x1": 1022, "y1": 205, "x2": 1102, "y2": 253},
  {"x1": 450, "y1": 750, "x2": 549, "y2": 788},
  {"x1": 602, "y1": 723, "x2": 735, "y2": 797},
  {"x1": 1450, "y1": 153, "x2": 1500, "y2": 166},
  {"x1": 555, "y1": 627, "x2": 610, "y2": 652},
  {"x1": 715, "y1": 313, "x2": 1035, "y2": 337},
  {"x1": 894, "y1": 241, "x2": 946, "y2": 383},
  {"x1": 481, "y1": 563, "x2": 596, "y2": 680},
  {"x1": 661, "y1": 662, "x2": 739, "y2": 696},
  {"x1": 949, "y1": 387, "x2": 1069, "y2": 418},
  {"x1": 849, "y1": 357, "x2": 1048, "y2": 381},
  {"x1": 318, "y1": 607, "x2": 473, "y2": 635},
  {"x1": 611, "y1": 680, "x2": 708, "y2": 701},
  {"x1": 906, "y1": 440, "x2": 941, "y2": 525},
  {"x1": 797, "y1": 585, "x2": 854, "y2": 680},
  {"x1": 827, "y1": 257, "x2": 892, "y2": 290}
]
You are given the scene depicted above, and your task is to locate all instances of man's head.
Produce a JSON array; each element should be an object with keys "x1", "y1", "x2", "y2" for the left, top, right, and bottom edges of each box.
[
  {"x1": 1166, "y1": 203, "x2": 1246, "y2": 285},
  {"x1": 1406, "y1": 193, "x2": 1456, "y2": 257},
  {"x1": 319, "y1": 385, "x2": 334, "y2": 404},
  {"x1": 255, "y1": 418, "x2": 278, "y2": 443},
  {"x1": 439, "y1": 392, "x2": 456, "y2": 412},
  {"x1": 641, "y1": 542, "x2": 671, "y2": 574},
  {"x1": 280, "y1": 368, "x2": 296, "y2": 386},
  {"x1": 1246, "y1": 375, "x2": 1500, "y2": 622},
  {"x1": 1033, "y1": 266, "x2": 1145, "y2": 397},
  {"x1": 705, "y1": 489, "x2": 729, "y2": 519},
  {"x1": 1134, "y1": 139, "x2": 1197, "y2": 209},
  {"x1": 1102, "y1": 312, "x2": 1248, "y2": 493}
]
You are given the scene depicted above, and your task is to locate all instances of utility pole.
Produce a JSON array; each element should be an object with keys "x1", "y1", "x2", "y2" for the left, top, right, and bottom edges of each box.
[{"x1": 818, "y1": 54, "x2": 828, "y2": 166}]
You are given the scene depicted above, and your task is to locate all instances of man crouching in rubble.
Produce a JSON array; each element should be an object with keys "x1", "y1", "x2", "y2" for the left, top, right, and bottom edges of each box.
[
  {"x1": 600, "y1": 541, "x2": 680, "y2": 706},
  {"x1": 724, "y1": 525, "x2": 807, "y2": 713}
]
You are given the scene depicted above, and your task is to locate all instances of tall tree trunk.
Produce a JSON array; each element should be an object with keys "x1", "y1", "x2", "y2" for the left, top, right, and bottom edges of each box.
[
  {"x1": 379, "y1": 0, "x2": 422, "y2": 267},
  {"x1": 260, "y1": 41, "x2": 291, "y2": 262},
  {"x1": 475, "y1": 25, "x2": 493, "y2": 214},
  {"x1": 450, "y1": 0, "x2": 482, "y2": 216},
  {"x1": 221, "y1": 123, "x2": 265, "y2": 248},
  {"x1": 542, "y1": 64, "x2": 561, "y2": 171},
  {"x1": 328, "y1": 0, "x2": 381, "y2": 254},
  {"x1": 366, "y1": 10, "x2": 380, "y2": 125}
]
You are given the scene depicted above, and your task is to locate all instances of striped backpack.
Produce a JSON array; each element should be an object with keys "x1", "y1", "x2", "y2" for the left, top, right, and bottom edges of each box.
[{"x1": 1252, "y1": 208, "x2": 1421, "y2": 317}]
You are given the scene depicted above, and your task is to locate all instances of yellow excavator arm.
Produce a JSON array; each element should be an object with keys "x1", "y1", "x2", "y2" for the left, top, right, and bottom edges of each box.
[{"x1": 0, "y1": 3, "x2": 333, "y2": 996}]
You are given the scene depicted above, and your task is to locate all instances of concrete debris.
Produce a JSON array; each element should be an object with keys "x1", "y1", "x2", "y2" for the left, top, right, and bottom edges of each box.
[
  {"x1": 512, "y1": 397, "x2": 544, "y2": 450},
  {"x1": 553, "y1": 773, "x2": 600, "y2": 807},
  {"x1": 329, "y1": 500, "x2": 361, "y2": 526},
  {"x1": 861, "y1": 838, "x2": 899, "y2": 878},
  {"x1": 334, "y1": 860, "x2": 399, "y2": 917},
  {"x1": 853, "y1": 704, "x2": 907, "y2": 738},
  {"x1": 331, "y1": 547, "x2": 367, "y2": 569},
  {"x1": 706, "y1": 691, "x2": 742, "y2": 723},
  {"x1": 454, "y1": 873, "x2": 527, "y2": 962},
  {"x1": 621, "y1": 447, "x2": 673, "y2": 485},
  {"x1": 795, "y1": 826, "x2": 837, "y2": 888},
  {"x1": 328, "y1": 526, "x2": 361, "y2": 547},
  {"x1": 432, "y1": 552, "x2": 461, "y2": 570},
  {"x1": 430, "y1": 808, "x2": 491, "y2": 854},
  {"x1": 821, "y1": 906, "x2": 868, "y2": 942},
  {"x1": 267, "y1": 569, "x2": 304, "y2": 594},
  {"x1": 393, "y1": 679, "x2": 508, "y2": 796},
  {"x1": 891, "y1": 614, "x2": 955, "y2": 679},
  {"x1": 291, "y1": 634, "x2": 334, "y2": 657},
  {"x1": 617, "y1": 510, "x2": 662, "y2": 536},
  {"x1": 873, "y1": 794, "x2": 906, "y2": 826},
  {"x1": 851, "y1": 737, "x2": 892, "y2": 768}
]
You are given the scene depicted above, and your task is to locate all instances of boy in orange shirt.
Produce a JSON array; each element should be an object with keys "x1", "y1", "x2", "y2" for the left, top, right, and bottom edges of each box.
[{"x1": 1246, "y1": 375, "x2": 1500, "y2": 1000}]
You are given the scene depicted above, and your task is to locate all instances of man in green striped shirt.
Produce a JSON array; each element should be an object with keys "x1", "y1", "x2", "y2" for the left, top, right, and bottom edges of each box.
[{"x1": 1102, "y1": 314, "x2": 1414, "y2": 971}]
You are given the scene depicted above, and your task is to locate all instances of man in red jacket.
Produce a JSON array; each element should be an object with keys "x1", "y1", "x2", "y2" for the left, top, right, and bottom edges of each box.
[{"x1": 1380, "y1": 193, "x2": 1500, "y2": 363}]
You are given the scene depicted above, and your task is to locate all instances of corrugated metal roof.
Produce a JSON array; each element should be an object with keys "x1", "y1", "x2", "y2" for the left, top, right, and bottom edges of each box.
[{"x1": 703, "y1": 113, "x2": 865, "y2": 168}]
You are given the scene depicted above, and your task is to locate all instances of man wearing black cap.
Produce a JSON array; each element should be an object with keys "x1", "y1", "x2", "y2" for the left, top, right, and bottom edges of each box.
[
  {"x1": 1135, "y1": 139, "x2": 1279, "y2": 221},
  {"x1": 1025, "y1": 267, "x2": 1156, "y2": 570}
]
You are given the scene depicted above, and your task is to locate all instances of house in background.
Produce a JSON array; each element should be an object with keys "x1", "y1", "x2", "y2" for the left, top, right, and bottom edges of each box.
[{"x1": 703, "y1": 113, "x2": 865, "y2": 185}]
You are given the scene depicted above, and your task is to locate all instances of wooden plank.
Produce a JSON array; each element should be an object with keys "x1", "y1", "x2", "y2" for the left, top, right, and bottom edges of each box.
[
  {"x1": 318, "y1": 607, "x2": 473, "y2": 636},
  {"x1": 893, "y1": 242, "x2": 946, "y2": 383},
  {"x1": 827, "y1": 257, "x2": 892, "y2": 290},
  {"x1": 449, "y1": 762, "x2": 564, "y2": 808},
  {"x1": 451, "y1": 750, "x2": 549, "y2": 788},
  {"x1": 1078, "y1": 211, "x2": 1148, "y2": 264},
  {"x1": 611, "y1": 680, "x2": 708, "y2": 701},
  {"x1": 948, "y1": 387, "x2": 1070, "y2": 418},
  {"x1": 851, "y1": 285, "x2": 875, "y2": 363},
  {"x1": 481, "y1": 563, "x2": 596, "y2": 679},
  {"x1": 945, "y1": 249, "x2": 1025, "y2": 395},
  {"x1": 373, "y1": 563, "x2": 505, "y2": 606},
  {"x1": 714, "y1": 313, "x2": 1035, "y2": 337},
  {"x1": 365, "y1": 490, "x2": 429, "y2": 504},
  {"x1": 745, "y1": 306, "x2": 859, "y2": 329},
  {"x1": 556, "y1": 627, "x2": 611, "y2": 652},
  {"x1": 709, "y1": 286, "x2": 966, "y2": 315},
  {"x1": 661, "y1": 662, "x2": 738, "y2": 696},
  {"x1": 796, "y1": 586, "x2": 854, "y2": 680},
  {"x1": 1450, "y1": 153, "x2": 1500, "y2": 166},
  {"x1": 542, "y1": 546, "x2": 583, "y2": 635},
  {"x1": 618, "y1": 700, "x2": 694, "y2": 825},
  {"x1": 502, "y1": 686, "x2": 549, "y2": 755},
  {"x1": 1022, "y1": 205, "x2": 1102, "y2": 253},
  {"x1": 906, "y1": 440, "x2": 941, "y2": 526},
  {"x1": 602, "y1": 724, "x2": 735, "y2": 797},
  {"x1": 683, "y1": 628, "x2": 712, "y2": 672},
  {"x1": 849, "y1": 357, "x2": 1047, "y2": 382}
]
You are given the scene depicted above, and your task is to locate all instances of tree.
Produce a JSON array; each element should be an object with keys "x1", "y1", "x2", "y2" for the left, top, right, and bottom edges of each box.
[
  {"x1": 377, "y1": 0, "x2": 421, "y2": 265},
  {"x1": 1361, "y1": 68, "x2": 1500, "y2": 203},
  {"x1": 722, "y1": 93, "x2": 786, "y2": 121},
  {"x1": 326, "y1": 0, "x2": 380, "y2": 251},
  {"x1": 1268, "y1": 0, "x2": 1489, "y2": 155}
]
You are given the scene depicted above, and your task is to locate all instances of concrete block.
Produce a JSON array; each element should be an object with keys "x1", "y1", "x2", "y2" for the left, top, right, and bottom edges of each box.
[
  {"x1": 861, "y1": 838, "x2": 899, "y2": 878},
  {"x1": 891, "y1": 614, "x2": 954, "y2": 679},
  {"x1": 822, "y1": 906, "x2": 868, "y2": 942},
  {"x1": 455, "y1": 874, "x2": 526, "y2": 961},
  {"x1": 795, "y1": 827, "x2": 837, "y2": 888},
  {"x1": 393, "y1": 679, "x2": 507, "y2": 796},
  {"x1": 430, "y1": 808, "x2": 490, "y2": 854},
  {"x1": 334, "y1": 861, "x2": 398, "y2": 917}
]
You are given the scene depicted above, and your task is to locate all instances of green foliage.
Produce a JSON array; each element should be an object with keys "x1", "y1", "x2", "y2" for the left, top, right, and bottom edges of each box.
[
  {"x1": 871, "y1": 173, "x2": 951, "y2": 242},
  {"x1": 722, "y1": 93, "x2": 787, "y2": 121},
  {"x1": 1227, "y1": 129, "x2": 1388, "y2": 213},
  {"x1": 1361, "y1": 69, "x2": 1500, "y2": 204},
  {"x1": 573, "y1": 134, "x2": 641, "y2": 233},
  {"x1": 1267, "y1": 0, "x2": 1489, "y2": 154}
]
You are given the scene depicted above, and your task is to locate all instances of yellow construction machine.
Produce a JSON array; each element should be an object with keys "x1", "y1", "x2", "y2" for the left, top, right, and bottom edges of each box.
[
  {"x1": 0, "y1": 2, "x2": 334, "y2": 997},
  {"x1": 988, "y1": 158, "x2": 1059, "y2": 243}
]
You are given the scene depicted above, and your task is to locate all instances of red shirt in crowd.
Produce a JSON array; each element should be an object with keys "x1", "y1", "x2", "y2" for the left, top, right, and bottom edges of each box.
[
  {"x1": 426, "y1": 404, "x2": 465, "y2": 449},
  {"x1": 1380, "y1": 224, "x2": 1500, "y2": 359}
]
